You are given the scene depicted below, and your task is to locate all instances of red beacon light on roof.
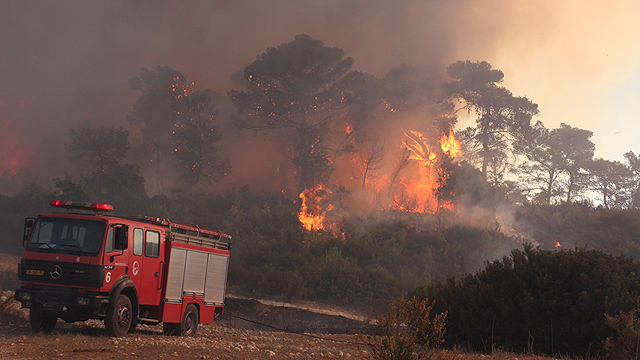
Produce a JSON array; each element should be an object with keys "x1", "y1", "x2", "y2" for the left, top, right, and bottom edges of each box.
[{"x1": 49, "y1": 200, "x2": 114, "y2": 213}]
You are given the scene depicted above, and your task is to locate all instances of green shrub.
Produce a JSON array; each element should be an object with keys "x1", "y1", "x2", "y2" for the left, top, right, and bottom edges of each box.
[{"x1": 422, "y1": 244, "x2": 640, "y2": 357}]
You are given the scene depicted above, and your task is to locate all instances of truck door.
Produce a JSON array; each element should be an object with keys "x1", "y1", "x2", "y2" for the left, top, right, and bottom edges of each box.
[
  {"x1": 102, "y1": 224, "x2": 129, "y2": 290},
  {"x1": 137, "y1": 229, "x2": 164, "y2": 305}
]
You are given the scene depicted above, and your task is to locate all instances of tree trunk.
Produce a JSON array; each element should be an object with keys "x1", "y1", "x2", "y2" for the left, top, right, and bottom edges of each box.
[
  {"x1": 481, "y1": 120, "x2": 489, "y2": 182},
  {"x1": 546, "y1": 170, "x2": 554, "y2": 205}
]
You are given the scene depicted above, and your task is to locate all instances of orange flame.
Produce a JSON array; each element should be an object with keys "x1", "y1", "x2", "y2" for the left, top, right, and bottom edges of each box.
[
  {"x1": 298, "y1": 184, "x2": 333, "y2": 231},
  {"x1": 440, "y1": 128, "x2": 461, "y2": 156},
  {"x1": 403, "y1": 130, "x2": 437, "y2": 166},
  {"x1": 390, "y1": 128, "x2": 460, "y2": 213},
  {"x1": 297, "y1": 126, "x2": 462, "y2": 232}
]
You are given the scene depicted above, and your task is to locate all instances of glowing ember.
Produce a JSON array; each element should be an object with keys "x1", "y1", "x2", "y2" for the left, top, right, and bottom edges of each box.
[
  {"x1": 382, "y1": 98, "x2": 397, "y2": 113},
  {"x1": 172, "y1": 77, "x2": 194, "y2": 98},
  {"x1": 345, "y1": 123, "x2": 353, "y2": 136}
]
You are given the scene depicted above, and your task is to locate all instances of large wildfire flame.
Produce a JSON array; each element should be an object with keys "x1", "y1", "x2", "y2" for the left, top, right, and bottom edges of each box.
[
  {"x1": 391, "y1": 128, "x2": 459, "y2": 213},
  {"x1": 298, "y1": 127, "x2": 462, "y2": 231}
]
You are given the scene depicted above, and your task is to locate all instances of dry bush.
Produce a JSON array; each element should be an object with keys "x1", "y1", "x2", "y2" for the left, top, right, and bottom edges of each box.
[
  {"x1": 603, "y1": 305, "x2": 640, "y2": 360},
  {"x1": 362, "y1": 295, "x2": 447, "y2": 360}
]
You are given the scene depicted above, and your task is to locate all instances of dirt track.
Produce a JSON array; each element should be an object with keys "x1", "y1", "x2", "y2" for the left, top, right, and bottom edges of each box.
[{"x1": 1, "y1": 294, "x2": 368, "y2": 359}]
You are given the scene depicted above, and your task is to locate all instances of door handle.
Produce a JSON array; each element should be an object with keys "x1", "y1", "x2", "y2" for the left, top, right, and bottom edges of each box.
[{"x1": 157, "y1": 261, "x2": 164, "y2": 290}]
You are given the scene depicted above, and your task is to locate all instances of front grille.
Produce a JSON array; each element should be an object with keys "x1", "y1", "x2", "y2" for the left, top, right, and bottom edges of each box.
[{"x1": 20, "y1": 259, "x2": 104, "y2": 287}]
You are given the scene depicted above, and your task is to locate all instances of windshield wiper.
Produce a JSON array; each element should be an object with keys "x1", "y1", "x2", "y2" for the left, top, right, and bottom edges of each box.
[
  {"x1": 58, "y1": 244, "x2": 88, "y2": 256},
  {"x1": 29, "y1": 243, "x2": 55, "y2": 252}
]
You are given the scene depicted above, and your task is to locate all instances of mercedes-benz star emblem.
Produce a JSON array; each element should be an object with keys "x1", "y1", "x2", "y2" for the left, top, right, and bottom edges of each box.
[{"x1": 50, "y1": 265, "x2": 62, "y2": 279}]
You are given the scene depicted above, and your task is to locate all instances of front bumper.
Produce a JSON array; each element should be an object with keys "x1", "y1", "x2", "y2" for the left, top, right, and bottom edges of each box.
[{"x1": 15, "y1": 285, "x2": 109, "y2": 321}]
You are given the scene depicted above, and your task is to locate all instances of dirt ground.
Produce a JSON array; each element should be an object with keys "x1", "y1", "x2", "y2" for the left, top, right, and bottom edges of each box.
[
  {"x1": 0, "y1": 253, "x2": 559, "y2": 360},
  {"x1": 0, "y1": 303, "x2": 366, "y2": 360}
]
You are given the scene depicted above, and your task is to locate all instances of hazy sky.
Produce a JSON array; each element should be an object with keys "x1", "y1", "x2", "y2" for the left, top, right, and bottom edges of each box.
[{"x1": 1, "y1": 0, "x2": 639, "y2": 186}]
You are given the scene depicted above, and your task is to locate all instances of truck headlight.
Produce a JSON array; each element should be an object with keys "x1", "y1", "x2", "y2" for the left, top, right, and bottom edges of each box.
[
  {"x1": 17, "y1": 292, "x2": 30, "y2": 301},
  {"x1": 77, "y1": 297, "x2": 90, "y2": 306}
]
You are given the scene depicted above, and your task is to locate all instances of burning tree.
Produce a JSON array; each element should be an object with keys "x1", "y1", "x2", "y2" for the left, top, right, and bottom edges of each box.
[
  {"x1": 332, "y1": 64, "x2": 460, "y2": 217},
  {"x1": 229, "y1": 36, "x2": 470, "y2": 230},
  {"x1": 228, "y1": 34, "x2": 364, "y2": 193},
  {"x1": 391, "y1": 129, "x2": 461, "y2": 213}
]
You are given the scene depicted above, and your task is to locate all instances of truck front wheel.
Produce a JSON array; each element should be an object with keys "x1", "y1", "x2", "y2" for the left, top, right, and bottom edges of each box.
[
  {"x1": 29, "y1": 304, "x2": 57, "y2": 333},
  {"x1": 105, "y1": 295, "x2": 132, "y2": 337}
]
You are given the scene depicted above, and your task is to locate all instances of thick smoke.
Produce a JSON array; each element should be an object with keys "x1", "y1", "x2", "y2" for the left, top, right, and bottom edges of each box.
[{"x1": 1, "y1": 0, "x2": 639, "y2": 194}]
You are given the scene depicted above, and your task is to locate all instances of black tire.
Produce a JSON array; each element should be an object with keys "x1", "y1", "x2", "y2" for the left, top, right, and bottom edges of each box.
[
  {"x1": 162, "y1": 322, "x2": 179, "y2": 336},
  {"x1": 105, "y1": 295, "x2": 132, "y2": 337},
  {"x1": 29, "y1": 304, "x2": 57, "y2": 333},
  {"x1": 128, "y1": 318, "x2": 138, "y2": 334},
  {"x1": 180, "y1": 304, "x2": 199, "y2": 337},
  {"x1": 164, "y1": 304, "x2": 199, "y2": 336}
]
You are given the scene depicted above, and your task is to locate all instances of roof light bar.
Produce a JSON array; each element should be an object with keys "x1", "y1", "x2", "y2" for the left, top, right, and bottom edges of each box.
[
  {"x1": 50, "y1": 200, "x2": 114, "y2": 212},
  {"x1": 142, "y1": 216, "x2": 232, "y2": 239}
]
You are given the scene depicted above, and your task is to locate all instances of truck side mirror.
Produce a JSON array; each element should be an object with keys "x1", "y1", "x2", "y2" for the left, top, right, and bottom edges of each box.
[{"x1": 23, "y1": 217, "x2": 35, "y2": 247}]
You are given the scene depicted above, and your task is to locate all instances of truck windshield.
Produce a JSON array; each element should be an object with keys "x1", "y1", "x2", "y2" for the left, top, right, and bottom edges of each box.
[{"x1": 26, "y1": 217, "x2": 106, "y2": 256}]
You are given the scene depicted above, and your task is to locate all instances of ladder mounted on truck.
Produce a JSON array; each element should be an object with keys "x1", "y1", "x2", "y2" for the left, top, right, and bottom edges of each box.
[{"x1": 141, "y1": 216, "x2": 231, "y2": 251}]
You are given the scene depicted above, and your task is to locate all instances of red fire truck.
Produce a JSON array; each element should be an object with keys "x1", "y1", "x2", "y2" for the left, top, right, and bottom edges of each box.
[{"x1": 14, "y1": 200, "x2": 231, "y2": 337}]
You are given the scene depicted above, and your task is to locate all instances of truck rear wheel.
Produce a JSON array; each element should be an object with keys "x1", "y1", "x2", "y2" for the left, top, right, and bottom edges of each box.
[
  {"x1": 105, "y1": 295, "x2": 132, "y2": 337},
  {"x1": 180, "y1": 304, "x2": 199, "y2": 337},
  {"x1": 163, "y1": 304, "x2": 198, "y2": 336},
  {"x1": 29, "y1": 304, "x2": 57, "y2": 333}
]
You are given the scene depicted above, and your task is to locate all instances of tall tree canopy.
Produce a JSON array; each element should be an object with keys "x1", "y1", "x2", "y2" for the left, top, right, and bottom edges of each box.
[
  {"x1": 588, "y1": 158, "x2": 634, "y2": 209},
  {"x1": 173, "y1": 90, "x2": 230, "y2": 184},
  {"x1": 624, "y1": 151, "x2": 640, "y2": 208},
  {"x1": 515, "y1": 123, "x2": 595, "y2": 204},
  {"x1": 446, "y1": 60, "x2": 539, "y2": 184},
  {"x1": 555, "y1": 124, "x2": 595, "y2": 203},
  {"x1": 65, "y1": 123, "x2": 130, "y2": 193},
  {"x1": 127, "y1": 65, "x2": 193, "y2": 192},
  {"x1": 229, "y1": 34, "x2": 364, "y2": 192},
  {"x1": 127, "y1": 65, "x2": 193, "y2": 147}
]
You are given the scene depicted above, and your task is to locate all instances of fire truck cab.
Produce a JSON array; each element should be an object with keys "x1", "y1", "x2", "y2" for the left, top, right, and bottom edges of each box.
[{"x1": 15, "y1": 201, "x2": 231, "y2": 337}]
